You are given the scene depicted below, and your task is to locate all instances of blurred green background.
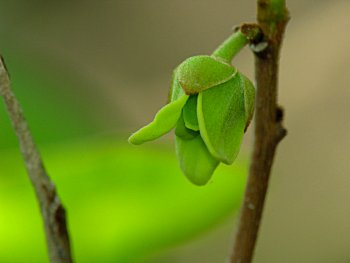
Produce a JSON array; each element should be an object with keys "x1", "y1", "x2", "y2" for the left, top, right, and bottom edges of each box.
[{"x1": 1, "y1": 1, "x2": 350, "y2": 263}]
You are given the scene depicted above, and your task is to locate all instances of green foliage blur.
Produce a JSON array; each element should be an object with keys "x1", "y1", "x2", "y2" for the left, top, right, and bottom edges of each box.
[{"x1": 0, "y1": 42, "x2": 246, "y2": 263}]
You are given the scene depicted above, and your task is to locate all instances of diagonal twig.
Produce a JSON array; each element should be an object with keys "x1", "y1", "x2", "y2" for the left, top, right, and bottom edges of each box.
[{"x1": 0, "y1": 56, "x2": 73, "y2": 263}]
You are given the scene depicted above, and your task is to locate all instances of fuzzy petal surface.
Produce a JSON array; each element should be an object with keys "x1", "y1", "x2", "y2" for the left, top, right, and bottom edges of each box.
[
  {"x1": 175, "y1": 134, "x2": 219, "y2": 186},
  {"x1": 198, "y1": 75, "x2": 245, "y2": 164},
  {"x1": 177, "y1": 55, "x2": 236, "y2": 94}
]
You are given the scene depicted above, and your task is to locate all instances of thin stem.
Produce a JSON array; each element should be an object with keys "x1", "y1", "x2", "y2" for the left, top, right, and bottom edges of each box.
[
  {"x1": 212, "y1": 29, "x2": 248, "y2": 62},
  {"x1": 0, "y1": 56, "x2": 73, "y2": 263},
  {"x1": 230, "y1": 1, "x2": 289, "y2": 263},
  {"x1": 212, "y1": 24, "x2": 264, "y2": 63}
]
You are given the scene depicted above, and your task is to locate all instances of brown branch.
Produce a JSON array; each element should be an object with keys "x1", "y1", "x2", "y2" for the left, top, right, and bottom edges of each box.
[
  {"x1": 230, "y1": 1, "x2": 289, "y2": 262},
  {"x1": 0, "y1": 56, "x2": 73, "y2": 263}
]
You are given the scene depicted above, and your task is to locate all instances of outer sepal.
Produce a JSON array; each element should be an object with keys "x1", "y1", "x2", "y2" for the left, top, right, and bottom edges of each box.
[
  {"x1": 241, "y1": 74, "x2": 255, "y2": 130},
  {"x1": 169, "y1": 68, "x2": 185, "y2": 102},
  {"x1": 197, "y1": 75, "x2": 246, "y2": 165},
  {"x1": 176, "y1": 55, "x2": 237, "y2": 95}
]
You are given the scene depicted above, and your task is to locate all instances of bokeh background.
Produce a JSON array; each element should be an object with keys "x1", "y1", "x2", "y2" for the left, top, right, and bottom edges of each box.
[{"x1": 0, "y1": 1, "x2": 350, "y2": 262}]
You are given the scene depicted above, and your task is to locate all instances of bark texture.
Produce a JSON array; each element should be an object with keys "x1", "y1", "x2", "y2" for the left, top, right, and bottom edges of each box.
[
  {"x1": 230, "y1": 1, "x2": 289, "y2": 262},
  {"x1": 0, "y1": 57, "x2": 73, "y2": 263}
]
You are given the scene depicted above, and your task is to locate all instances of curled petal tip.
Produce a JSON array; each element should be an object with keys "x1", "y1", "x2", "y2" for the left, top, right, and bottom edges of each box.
[{"x1": 128, "y1": 133, "x2": 141, "y2": 145}]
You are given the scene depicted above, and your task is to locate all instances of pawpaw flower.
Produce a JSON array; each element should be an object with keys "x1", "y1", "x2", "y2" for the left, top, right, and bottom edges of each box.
[{"x1": 129, "y1": 28, "x2": 255, "y2": 185}]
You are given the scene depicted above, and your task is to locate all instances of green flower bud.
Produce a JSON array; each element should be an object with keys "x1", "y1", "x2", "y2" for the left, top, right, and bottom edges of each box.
[{"x1": 128, "y1": 29, "x2": 255, "y2": 185}]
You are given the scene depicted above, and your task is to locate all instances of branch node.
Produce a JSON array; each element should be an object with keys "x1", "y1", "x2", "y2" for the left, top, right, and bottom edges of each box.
[
  {"x1": 237, "y1": 23, "x2": 270, "y2": 55},
  {"x1": 275, "y1": 105, "x2": 284, "y2": 122},
  {"x1": 240, "y1": 23, "x2": 264, "y2": 43},
  {"x1": 275, "y1": 106, "x2": 287, "y2": 142},
  {"x1": 276, "y1": 125, "x2": 287, "y2": 143},
  {"x1": 249, "y1": 41, "x2": 269, "y2": 54}
]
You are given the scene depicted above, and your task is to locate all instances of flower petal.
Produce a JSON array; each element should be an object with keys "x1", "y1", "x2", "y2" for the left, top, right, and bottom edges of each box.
[
  {"x1": 197, "y1": 74, "x2": 245, "y2": 164},
  {"x1": 175, "y1": 113, "x2": 199, "y2": 140},
  {"x1": 128, "y1": 94, "x2": 188, "y2": 145},
  {"x1": 182, "y1": 95, "x2": 199, "y2": 131},
  {"x1": 175, "y1": 134, "x2": 219, "y2": 186}
]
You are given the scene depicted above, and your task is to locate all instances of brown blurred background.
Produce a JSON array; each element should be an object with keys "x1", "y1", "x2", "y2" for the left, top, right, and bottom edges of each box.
[{"x1": 1, "y1": 1, "x2": 350, "y2": 262}]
